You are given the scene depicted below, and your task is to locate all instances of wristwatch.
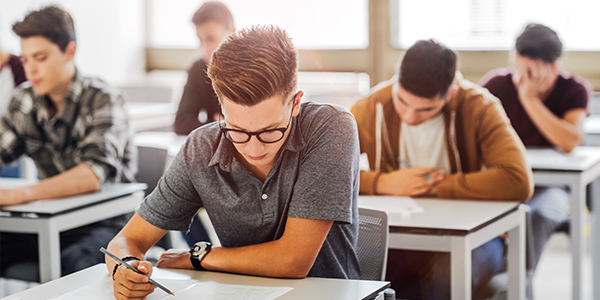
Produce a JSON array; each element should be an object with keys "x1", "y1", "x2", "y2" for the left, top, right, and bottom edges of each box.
[{"x1": 189, "y1": 241, "x2": 212, "y2": 271}]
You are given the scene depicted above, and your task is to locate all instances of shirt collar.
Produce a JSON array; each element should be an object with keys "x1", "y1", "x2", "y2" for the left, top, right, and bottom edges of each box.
[
  {"x1": 35, "y1": 69, "x2": 84, "y2": 124},
  {"x1": 207, "y1": 105, "x2": 308, "y2": 171}
]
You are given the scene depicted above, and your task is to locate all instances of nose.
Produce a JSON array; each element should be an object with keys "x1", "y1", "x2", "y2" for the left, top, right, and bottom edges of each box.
[
  {"x1": 403, "y1": 108, "x2": 420, "y2": 125},
  {"x1": 244, "y1": 135, "x2": 264, "y2": 156},
  {"x1": 24, "y1": 62, "x2": 36, "y2": 79}
]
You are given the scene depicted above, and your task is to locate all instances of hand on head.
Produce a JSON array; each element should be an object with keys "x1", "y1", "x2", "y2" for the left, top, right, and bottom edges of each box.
[{"x1": 513, "y1": 57, "x2": 556, "y2": 103}]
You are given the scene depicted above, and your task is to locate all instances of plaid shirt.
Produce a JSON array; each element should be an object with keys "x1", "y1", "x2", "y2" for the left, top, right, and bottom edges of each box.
[{"x1": 0, "y1": 70, "x2": 137, "y2": 183}]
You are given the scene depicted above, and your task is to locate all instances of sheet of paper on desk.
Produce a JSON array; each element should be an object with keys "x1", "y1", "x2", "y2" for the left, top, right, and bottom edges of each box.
[
  {"x1": 527, "y1": 148, "x2": 585, "y2": 162},
  {"x1": 360, "y1": 196, "x2": 424, "y2": 214},
  {"x1": 48, "y1": 277, "x2": 292, "y2": 300},
  {"x1": 156, "y1": 281, "x2": 293, "y2": 300}
]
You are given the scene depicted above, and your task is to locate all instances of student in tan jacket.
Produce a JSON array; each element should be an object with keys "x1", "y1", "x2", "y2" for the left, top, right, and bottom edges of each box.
[{"x1": 351, "y1": 40, "x2": 533, "y2": 299}]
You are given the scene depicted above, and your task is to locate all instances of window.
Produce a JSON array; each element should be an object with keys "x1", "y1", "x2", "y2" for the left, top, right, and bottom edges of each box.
[
  {"x1": 392, "y1": 0, "x2": 600, "y2": 51},
  {"x1": 148, "y1": 0, "x2": 369, "y2": 49}
]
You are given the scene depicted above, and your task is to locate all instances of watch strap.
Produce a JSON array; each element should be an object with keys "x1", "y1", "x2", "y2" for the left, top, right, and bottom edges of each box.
[{"x1": 190, "y1": 246, "x2": 211, "y2": 271}]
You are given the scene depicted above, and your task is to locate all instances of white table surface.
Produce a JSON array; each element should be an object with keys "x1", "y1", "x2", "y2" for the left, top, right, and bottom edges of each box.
[
  {"x1": 359, "y1": 197, "x2": 525, "y2": 300},
  {"x1": 584, "y1": 115, "x2": 600, "y2": 135},
  {"x1": 133, "y1": 131, "x2": 186, "y2": 158},
  {"x1": 526, "y1": 146, "x2": 600, "y2": 300},
  {"x1": 0, "y1": 183, "x2": 146, "y2": 283},
  {"x1": 0, "y1": 264, "x2": 390, "y2": 300},
  {"x1": 126, "y1": 102, "x2": 177, "y2": 133}
]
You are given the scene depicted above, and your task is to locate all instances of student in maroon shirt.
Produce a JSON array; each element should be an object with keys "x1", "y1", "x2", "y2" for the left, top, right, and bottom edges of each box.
[{"x1": 480, "y1": 24, "x2": 592, "y2": 276}]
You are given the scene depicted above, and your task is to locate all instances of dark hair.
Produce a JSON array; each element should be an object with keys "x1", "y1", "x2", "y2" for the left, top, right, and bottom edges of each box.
[
  {"x1": 516, "y1": 23, "x2": 562, "y2": 64},
  {"x1": 398, "y1": 39, "x2": 457, "y2": 99},
  {"x1": 207, "y1": 25, "x2": 297, "y2": 106},
  {"x1": 192, "y1": 1, "x2": 234, "y2": 30},
  {"x1": 12, "y1": 6, "x2": 76, "y2": 52}
]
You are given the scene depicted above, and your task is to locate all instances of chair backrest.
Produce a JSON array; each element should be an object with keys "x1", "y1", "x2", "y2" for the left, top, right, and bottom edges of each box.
[
  {"x1": 137, "y1": 146, "x2": 169, "y2": 196},
  {"x1": 357, "y1": 207, "x2": 389, "y2": 281}
]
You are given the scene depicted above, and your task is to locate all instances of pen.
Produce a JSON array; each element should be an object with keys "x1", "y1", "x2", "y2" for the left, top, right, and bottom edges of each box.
[
  {"x1": 397, "y1": 157, "x2": 433, "y2": 180},
  {"x1": 100, "y1": 247, "x2": 174, "y2": 296}
]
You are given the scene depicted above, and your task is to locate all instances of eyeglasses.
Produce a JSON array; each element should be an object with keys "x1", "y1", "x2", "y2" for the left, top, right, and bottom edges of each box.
[{"x1": 219, "y1": 93, "x2": 298, "y2": 144}]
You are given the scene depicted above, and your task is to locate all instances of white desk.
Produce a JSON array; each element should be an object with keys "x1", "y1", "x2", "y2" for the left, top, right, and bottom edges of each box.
[
  {"x1": 126, "y1": 102, "x2": 177, "y2": 133},
  {"x1": 0, "y1": 264, "x2": 390, "y2": 300},
  {"x1": 133, "y1": 131, "x2": 186, "y2": 164},
  {"x1": 0, "y1": 182, "x2": 147, "y2": 283},
  {"x1": 358, "y1": 197, "x2": 525, "y2": 300},
  {"x1": 526, "y1": 147, "x2": 600, "y2": 300},
  {"x1": 583, "y1": 115, "x2": 600, "y2": 146}
]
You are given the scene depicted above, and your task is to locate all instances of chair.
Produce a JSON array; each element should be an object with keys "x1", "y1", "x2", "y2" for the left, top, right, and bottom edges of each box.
[
  {"x1": 136, "y1": 145, "x2": 172, "y2": 251},
  {"x1": 357, "y1": 208, "x2": 389, "y2": 281},
  {"x1": 357, "y1": 208, "x2": 395, "y2": 300},
  {"x1": 137, "y1": 146, "x2": 169, "y2": 196}
]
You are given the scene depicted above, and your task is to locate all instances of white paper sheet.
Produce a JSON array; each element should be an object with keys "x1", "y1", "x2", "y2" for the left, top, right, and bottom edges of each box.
[
  {"x1": 358, "y1": 196, "x2": 424, "y2": 215},
  {"x1": 48, "y1": 277, "x2": 293, "y2": 300}
]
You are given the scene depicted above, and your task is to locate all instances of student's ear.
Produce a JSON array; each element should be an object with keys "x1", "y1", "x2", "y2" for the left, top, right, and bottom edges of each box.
[
  {"x1": 65, "y1": 41, "x2": 76, "y2": 61},
  {"x1": 444, "y1": 83, "x2": 458, "y2": 103},
  {"x1": 550, "y1": 61, "x2": 559, "y2": 75},
  {"x1": 292, "y1": 91, "x2": 303, "y2": 117}
]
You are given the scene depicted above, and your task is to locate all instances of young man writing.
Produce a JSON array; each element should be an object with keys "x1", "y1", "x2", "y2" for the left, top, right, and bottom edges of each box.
[
  {"x1": 173, "y1": 1, "x2": 235, "y2": 135},
  {"x1": 106, "y1": 26, "x2": 360, "y2": 300},
  {"x1": 351, "y1": 40, "x2": 532, "y2": 299},
  {"x1": 0, "y1": 6, "x2": 137, "y2": 277},
  {"x1": 480, "y1": 24, "x2": 592, "y2": 273}
]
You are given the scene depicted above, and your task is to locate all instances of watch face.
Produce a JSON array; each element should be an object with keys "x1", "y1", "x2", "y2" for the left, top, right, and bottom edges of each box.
[{"x1": 191, "y1": 242, "x2": 209, "y2": 256}]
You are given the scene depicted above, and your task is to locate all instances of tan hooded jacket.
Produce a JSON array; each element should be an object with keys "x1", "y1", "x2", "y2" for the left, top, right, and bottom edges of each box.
[{"x1": 350, "y1": 77, "x2": 533, "y2": 200}]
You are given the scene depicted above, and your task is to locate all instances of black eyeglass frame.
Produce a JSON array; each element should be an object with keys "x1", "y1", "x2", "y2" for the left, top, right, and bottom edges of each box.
[{"x1": 219, "y1": 92, "x2": 299, "y2": 144}]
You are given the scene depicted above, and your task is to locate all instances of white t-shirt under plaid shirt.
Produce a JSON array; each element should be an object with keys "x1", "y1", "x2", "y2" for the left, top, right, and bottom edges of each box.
[{"x1": 0, "y1": 70, "x2": 137, "y2": 183}]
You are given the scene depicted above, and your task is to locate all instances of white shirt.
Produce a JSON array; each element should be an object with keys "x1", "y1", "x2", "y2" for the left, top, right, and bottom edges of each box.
[
  {"x1": 0, "y1": 65, "x2": 14, "y2": 116},
  {"x1": 399, "y1": 112, "x2": 450, "y2": 173}
]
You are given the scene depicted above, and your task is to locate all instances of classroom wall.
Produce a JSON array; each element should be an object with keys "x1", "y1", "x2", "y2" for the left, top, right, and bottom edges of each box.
[{"x1": 0, "y1": 0, "x2": 146, "y2": 85}]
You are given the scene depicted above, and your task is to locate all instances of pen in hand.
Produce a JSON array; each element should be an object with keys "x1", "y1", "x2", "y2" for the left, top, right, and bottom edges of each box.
[
  {"x1": 397, "y1": 157, "x2": 433, "y2": 180},
  {"x1": 100, "y1": 247, "x2": 175, "y2": 296}
]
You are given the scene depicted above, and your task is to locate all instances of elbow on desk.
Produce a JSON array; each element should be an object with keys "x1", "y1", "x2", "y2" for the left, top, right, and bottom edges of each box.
[{"x1": 505, "y1": 168, "x2": 534, "y2": 201}]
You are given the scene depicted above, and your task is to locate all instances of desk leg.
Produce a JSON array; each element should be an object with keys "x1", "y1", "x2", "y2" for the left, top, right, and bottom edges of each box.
[
  {"x1": 451, "y1": 236, "x2": 471, "y2": 300},
  {"x1": 591, "y1": 179, "x2": 600, "y2": 300},
  {"x1": 38, "y1": 219, "x2": 61, "y2": 282},
  {"x1": 507, "y1": 209, "x2": 525, "y2": 300},
  {"x1": 571, "y1": 179, "x2": 585, "y2": 300}
]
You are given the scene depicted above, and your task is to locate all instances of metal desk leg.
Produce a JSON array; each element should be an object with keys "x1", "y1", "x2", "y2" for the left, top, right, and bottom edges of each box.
[
  {"x1": 38, "y1": 219, "x2": 61, "y2": 282},
  {"x1": 571, "y1": 178, "x2": 585, "y2": 300},
  {"x1": 451, "y1": 236, "x2": 471, "y2": 300},
  {"x1": 507, "y1": 209, "x2": 525, "y2": 300},
  {"x1": 591, "y1": 179, "x2": 600, "y2": 300}
]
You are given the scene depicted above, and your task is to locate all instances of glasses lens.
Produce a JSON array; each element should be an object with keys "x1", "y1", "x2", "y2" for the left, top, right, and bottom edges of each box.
[
  {"x1": 226, "y1": 131, "x2": 250, "y2": 143},
  {"x1": 258, "y1": 130, "x2": 284, "y2": 143}
]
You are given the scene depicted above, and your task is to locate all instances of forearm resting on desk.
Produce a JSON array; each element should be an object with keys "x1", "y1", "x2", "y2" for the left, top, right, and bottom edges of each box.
[
  {"x1": 157, "y1": 217, "x2": 333, "y2": 279},
  {"x1": 0, "y1": 164, "x2": 101, "y2": 205}
]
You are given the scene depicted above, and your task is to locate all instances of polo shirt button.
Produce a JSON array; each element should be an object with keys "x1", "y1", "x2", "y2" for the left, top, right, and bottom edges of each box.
[{"x1": 262, "y1": 194, "x2": 268, "y2": 200}]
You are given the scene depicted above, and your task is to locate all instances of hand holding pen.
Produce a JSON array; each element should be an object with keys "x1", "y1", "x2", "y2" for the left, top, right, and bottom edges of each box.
[
  {"x1": 397, "y1": 157, "x2": 433, "y2": 180},
  {"x1": 377, "y1": 158, "x2": 445, "y2": 196},
  {"x1": 101, "y1": 247, "x2": 174, "y2": 299}
]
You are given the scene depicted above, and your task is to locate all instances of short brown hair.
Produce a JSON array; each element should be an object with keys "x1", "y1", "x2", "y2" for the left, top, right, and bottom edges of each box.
[
  {"x1": 399, "y1": 39, "x2": 456, "y2": 99},
  {"x1": 12, "y1": 6, "x2": 76, "y2": 52},
  {"x1": 192, "y1": 1, "x2": 234, "y2": 30},
  {"x1": 207, "y1": 25, "x2": 298, "y2": 106},
  {"x1": 516, "y1": 23, "x2": 562, "y2": 64}
]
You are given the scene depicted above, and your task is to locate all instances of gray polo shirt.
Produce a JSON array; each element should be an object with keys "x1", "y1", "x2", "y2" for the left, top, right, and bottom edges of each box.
[{"x1": 138, "y1": 102, "x2": 361, "y2": 279}]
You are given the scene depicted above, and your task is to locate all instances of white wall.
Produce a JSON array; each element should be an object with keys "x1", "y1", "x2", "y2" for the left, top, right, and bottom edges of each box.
[{"x1": 0, "y1": 0, "x2": 146, "y2": 85}]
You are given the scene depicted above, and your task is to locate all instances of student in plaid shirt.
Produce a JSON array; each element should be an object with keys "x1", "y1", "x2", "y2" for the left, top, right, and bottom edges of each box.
[{"x1": 0, "y1": 6, "x2": 137, "y2": 278}]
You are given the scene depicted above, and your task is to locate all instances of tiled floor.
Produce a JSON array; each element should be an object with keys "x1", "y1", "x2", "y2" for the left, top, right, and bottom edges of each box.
[{"x1": 532, "y1": 233, "x2": 592, "y2": 300}]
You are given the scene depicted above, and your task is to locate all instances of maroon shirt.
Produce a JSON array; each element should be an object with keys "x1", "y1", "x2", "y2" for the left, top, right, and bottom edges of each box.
[
  {"x1": 3, "y1": 54, "x2": 27, "y2": 87},
  {"x1": 480, "y1": 68, "x2": 590, "y2": 147}
]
